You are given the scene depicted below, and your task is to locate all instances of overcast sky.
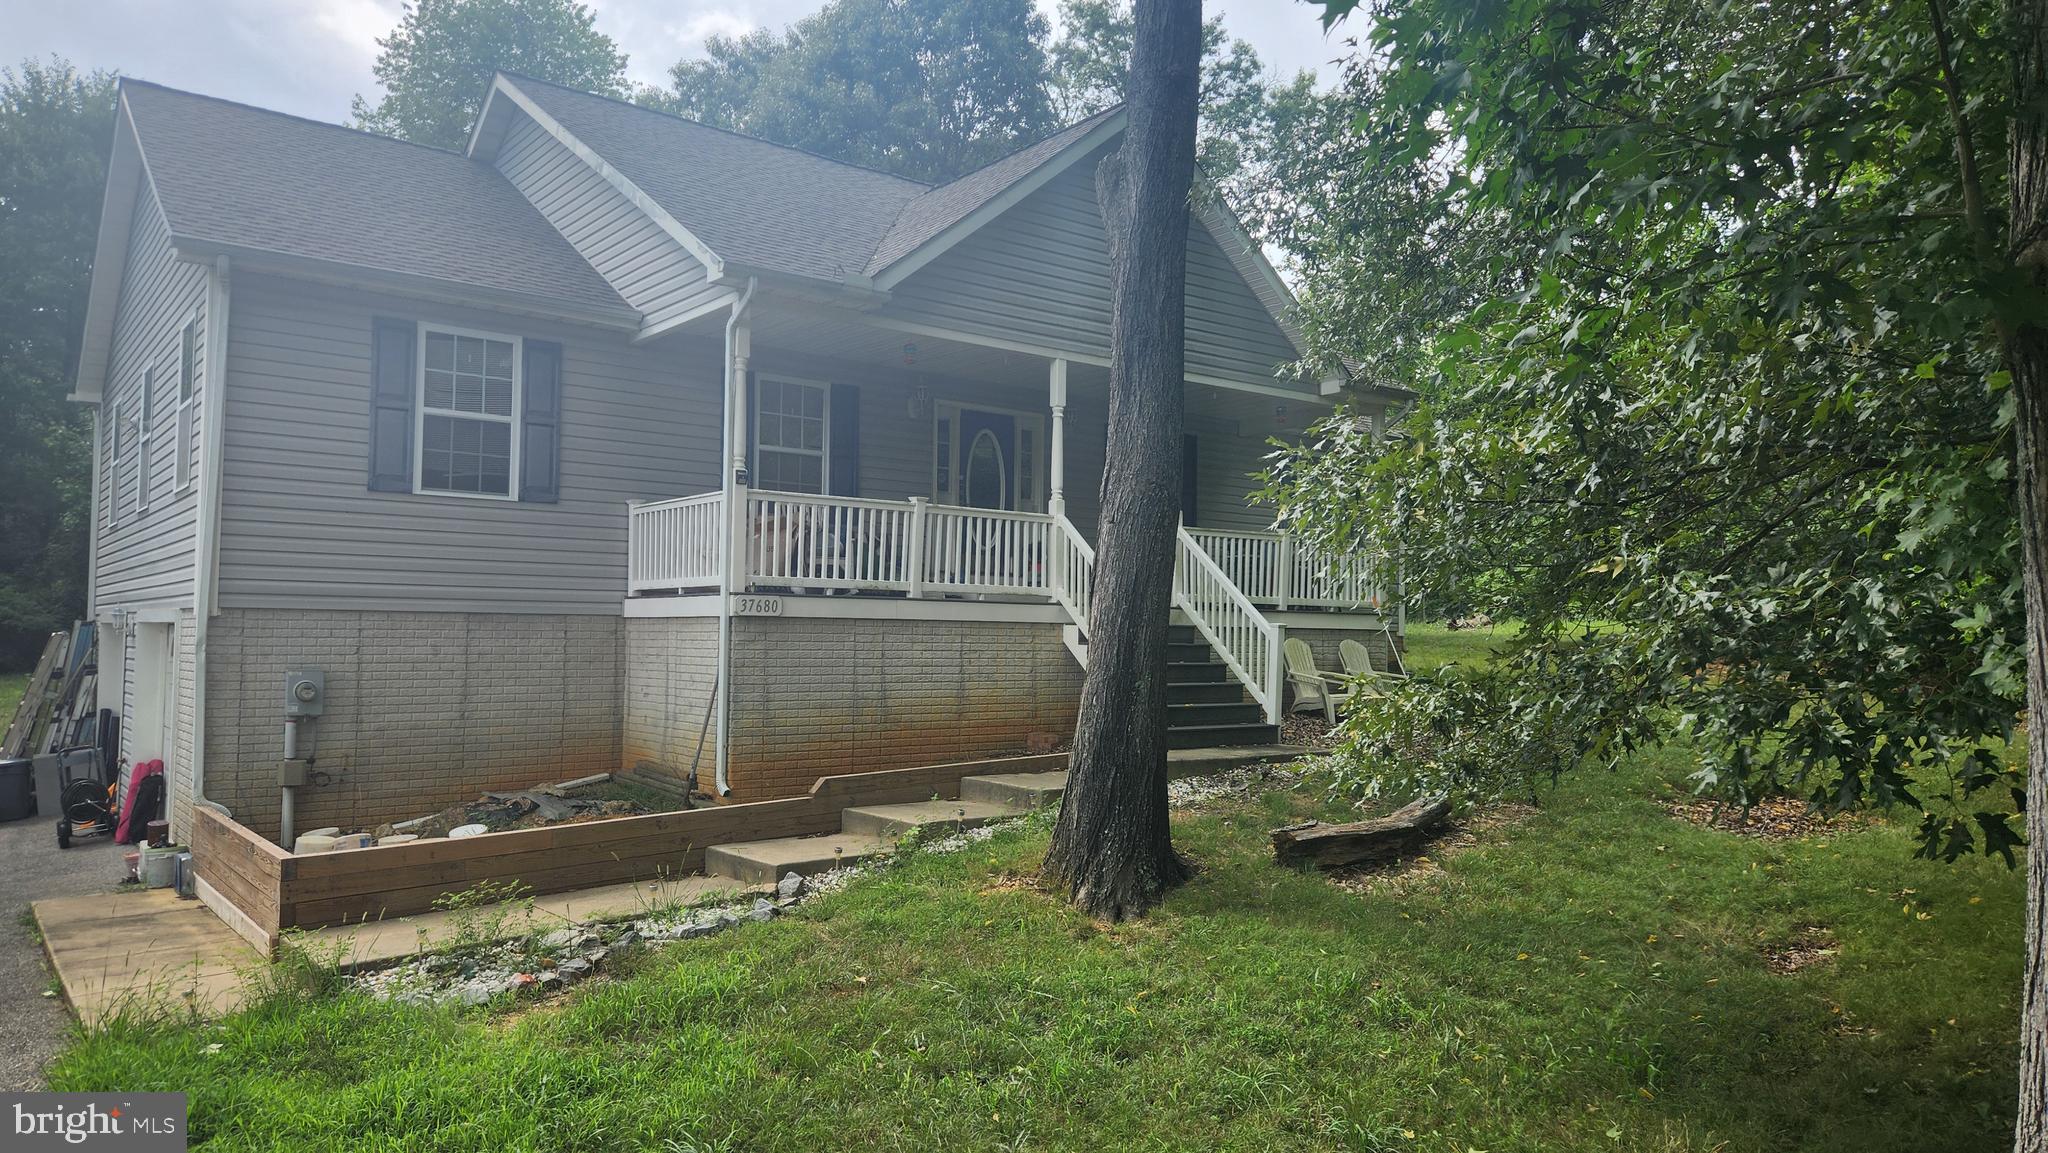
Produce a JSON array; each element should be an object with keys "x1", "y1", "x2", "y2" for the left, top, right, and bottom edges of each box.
[{"x1": 4, "y1": 1, "x2": 1361, "y2": 125}]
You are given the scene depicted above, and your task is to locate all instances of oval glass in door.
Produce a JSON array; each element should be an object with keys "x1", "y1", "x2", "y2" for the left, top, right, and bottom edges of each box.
[{"x1": 964, "y1": 428, "x2": 1008, "y2": 509}]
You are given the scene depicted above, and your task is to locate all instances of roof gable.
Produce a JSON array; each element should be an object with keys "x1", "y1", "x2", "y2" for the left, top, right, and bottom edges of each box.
[
  {"x1": 117, "y1": 80, "x2": 631, "y2": 324},
  {"x1": 492, "y1": 76, "x2": 928, "y2": 284}
]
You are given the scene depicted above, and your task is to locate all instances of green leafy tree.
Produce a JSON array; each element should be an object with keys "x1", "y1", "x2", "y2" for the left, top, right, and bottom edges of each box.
[
  {"x1": 1047, "y1": 0, "x2": 1280, "y2": 205},
  {"x1": 645, "y1": 0, "x2": 1057, "y2": 183},
  {"x1": 1273, "y1": 0, "x2": 2048, "y2": 1141},
  {"x1": 0, "y1": 59, "x2": 113, "y2": 669},
  {"x1": 352, "y1": 0, "x2": 627, "y2": 150}
]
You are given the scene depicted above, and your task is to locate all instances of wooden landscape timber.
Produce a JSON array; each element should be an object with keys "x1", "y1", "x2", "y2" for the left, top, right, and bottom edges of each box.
[
  {"x1": 1270, "y1": 795, "x2": 1452, "y2": 870},
  {"x1": 191, "y1": 752, "x2": 1071, "y2": 946}
]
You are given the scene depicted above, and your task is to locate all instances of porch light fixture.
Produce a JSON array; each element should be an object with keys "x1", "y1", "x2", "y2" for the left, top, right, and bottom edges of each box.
[
  {"x1": 908, "y1": 384, "x2": 932, "y2": 419},
  {"x1": 108, "y1": 607, "x2": 130, "y2": 635}
]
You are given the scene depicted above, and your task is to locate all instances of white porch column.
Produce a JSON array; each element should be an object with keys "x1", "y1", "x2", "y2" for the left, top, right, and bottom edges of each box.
[{"x1": 1048, "y1": 358, "x2": 1068, "y2": 517}]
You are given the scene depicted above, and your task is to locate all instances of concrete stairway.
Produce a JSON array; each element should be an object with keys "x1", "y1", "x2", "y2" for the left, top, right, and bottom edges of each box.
[
  {"x1": 704, "y1": 770, "x2": 1070, "y2": 885},
  {"x1": 701, "y1": 743, "x2": 1313, "y2": 886}
]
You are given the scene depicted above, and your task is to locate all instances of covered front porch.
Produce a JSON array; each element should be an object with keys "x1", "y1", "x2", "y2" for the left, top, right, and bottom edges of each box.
[{"x1": 618, "y1": 301, "x2": 1398, "y2": 799}]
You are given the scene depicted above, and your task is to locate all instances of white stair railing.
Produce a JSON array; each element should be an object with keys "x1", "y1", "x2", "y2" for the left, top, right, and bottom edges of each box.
[
  {"x1": 1049, "y1": 512, "x2": 1095, "y2": 666},
  {"x1": 1173, "y1": 526, "x2": 1283, "y2": 723}
]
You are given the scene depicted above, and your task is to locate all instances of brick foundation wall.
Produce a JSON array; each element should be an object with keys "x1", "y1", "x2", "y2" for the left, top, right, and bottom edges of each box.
[
  {"x1": 623, "y1": 613, "x2": 1085, "y2": 802},
  {"x1": 620, "y1": 615, "x2": 718, "y2": 786},
  {"x1": 204, "y1": 609, "x2": 623, "y2": 839}
]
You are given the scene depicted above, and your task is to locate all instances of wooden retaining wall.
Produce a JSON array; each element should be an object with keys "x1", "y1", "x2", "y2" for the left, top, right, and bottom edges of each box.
[{"x1": 190, "y1": 752, "x2": 1068, "y2": 946}]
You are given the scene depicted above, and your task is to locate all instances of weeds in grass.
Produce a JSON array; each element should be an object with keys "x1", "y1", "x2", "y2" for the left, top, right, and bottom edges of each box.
[{"x1": 428, "y1": 879, "x2": 535, "y2": 952}]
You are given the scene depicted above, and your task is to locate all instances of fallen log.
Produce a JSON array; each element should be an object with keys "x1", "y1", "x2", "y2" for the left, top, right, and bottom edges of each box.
[{"x1": 1271, "y1": 795, "x2": 1453, "y2": 870}]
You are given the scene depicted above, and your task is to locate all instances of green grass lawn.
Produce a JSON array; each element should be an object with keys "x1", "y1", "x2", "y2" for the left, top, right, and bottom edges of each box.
[
  {"x1": 46, "y1": 629, "x2": 2025, "y2": 1152},
  {"x1": 0, "y1": 671, "x2": 27, "y2": 724}
]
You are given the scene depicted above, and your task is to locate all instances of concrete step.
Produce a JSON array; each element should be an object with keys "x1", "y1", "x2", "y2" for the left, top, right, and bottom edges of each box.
[
  {"x1": 1168, "y1": 700, "x2": 1264, "y2": 727},
  {"x1": 1167, "y1": 722, "x2": 1281, "y2": 750},
  {"x1": 959, "y1": 770, "x2": 1069, "y2": 809},
  {"x1": 840, "y1": 798, "x2": 1023, "y2": 839},
  {"x1": 1166, "y1": 680, "x2": 1250, "y2": 705},
  {"x1": 704, "y1": 832, "x2": 894, "y2": 885}
]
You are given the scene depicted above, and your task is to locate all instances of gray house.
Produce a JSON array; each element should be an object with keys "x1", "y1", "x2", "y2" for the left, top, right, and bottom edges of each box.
[{"x1": 73, "y1": 75, "x2": 1402, "y2": 846}]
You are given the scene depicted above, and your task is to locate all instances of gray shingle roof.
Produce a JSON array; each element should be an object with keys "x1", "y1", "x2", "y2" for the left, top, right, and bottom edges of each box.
[
  {"x1": 504, "y1": 76, "x2": 1123, "y2": 285},
  {"x1": 121, "y1": 81, "x2": 630, "y2": 317},
  {"x1": 507, "y1": 77, "x2": 931, "y2": 282},
  {"x1": 862, "y1": 105, "x2": 1123, "y2": 276}
]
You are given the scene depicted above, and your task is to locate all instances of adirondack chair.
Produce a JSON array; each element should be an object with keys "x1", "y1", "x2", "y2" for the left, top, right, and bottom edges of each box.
[
  {"x1": 1283, "y1": 637, "x2": 1353, "y2": 723},
  {"x1": 1339, "y1": 638, "x2": 1409, "y2": 693}
]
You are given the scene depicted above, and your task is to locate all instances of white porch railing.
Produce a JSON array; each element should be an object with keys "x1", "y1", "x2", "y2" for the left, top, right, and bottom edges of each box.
[
  {"x1": 627, "y1": 492, "x2": 723, "y2": 593},
  {"x1": 625, "y1": 492, "x2": 1383, "y2": 721},
  {"x1": 1173, "y1": 526, "x2": 1283, "y2": 723},
  {"x1": 1187, "y1": 527, "x2": 1386, "y2": 611}
]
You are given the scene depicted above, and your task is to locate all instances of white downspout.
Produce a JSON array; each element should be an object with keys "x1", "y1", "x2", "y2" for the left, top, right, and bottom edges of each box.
[
  {"x1": 714, "y1": 278, "x2": 757, "y2": 797},
  {"x1": 190, "y1": 256, "x2": 230, "y2": 823}
]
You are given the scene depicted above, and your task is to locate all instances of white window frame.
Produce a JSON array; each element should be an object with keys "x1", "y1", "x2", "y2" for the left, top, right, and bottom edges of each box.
[
  {"x1": 135, "y1": 364, "x2": 155, "y2": 515},
  {"x1": 107, "y1": 397, "x2": 125, "y2": 529},
  {"x1": 931, "y1": 400, "x2": 1047, "y2": 512},
  {"x1": 412, "y1": 321, "x2": 523, "y2": 501},
  {"x1": 176, "y1": 320, "x2": 197, "y2": 493},
  {"x1": 752, "y1": 374, "x2": 830, "y2": 495}
]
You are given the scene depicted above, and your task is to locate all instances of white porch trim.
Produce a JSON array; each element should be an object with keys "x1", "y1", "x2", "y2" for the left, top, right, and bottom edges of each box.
[{"x1": 625, "y1": 594, "x2": 1070, "y2": 624}]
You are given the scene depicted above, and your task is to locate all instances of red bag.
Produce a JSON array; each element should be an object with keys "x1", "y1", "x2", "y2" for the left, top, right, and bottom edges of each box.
[{"x1": 114, "y1": 759, "x2": 164, "y2": 844}]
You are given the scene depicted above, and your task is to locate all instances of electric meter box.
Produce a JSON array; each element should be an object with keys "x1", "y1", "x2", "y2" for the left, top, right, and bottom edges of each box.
[{"x1": 284, "y1": 669, "x2": 325, "y2": 718}]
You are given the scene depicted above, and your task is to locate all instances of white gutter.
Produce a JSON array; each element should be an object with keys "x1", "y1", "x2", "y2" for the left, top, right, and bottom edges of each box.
[
  {"x1": 189, "y1": 256, "x2": 231, "y2": 822},
  {"x1": 84, "y1": 408, "x2": 102, "y2": 620},
  {"x1": 714, "y1": 277, "x2": 758, "y2": 797}
]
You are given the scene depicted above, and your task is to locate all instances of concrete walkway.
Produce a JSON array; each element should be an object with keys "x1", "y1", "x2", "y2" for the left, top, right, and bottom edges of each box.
[{"x1": 0, "y1": 810, "x2": 126, "y2": 1090}]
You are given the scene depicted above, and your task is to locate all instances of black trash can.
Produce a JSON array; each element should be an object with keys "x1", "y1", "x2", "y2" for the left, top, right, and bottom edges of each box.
[{"x1": 0, "y1": 757, "x2": 34, "y2": 822}]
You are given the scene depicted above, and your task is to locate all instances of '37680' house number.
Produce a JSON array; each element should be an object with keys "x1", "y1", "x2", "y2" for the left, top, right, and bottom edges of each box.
[{"x1": 733, "y1": 595, "x2": 784, "y2": 616}]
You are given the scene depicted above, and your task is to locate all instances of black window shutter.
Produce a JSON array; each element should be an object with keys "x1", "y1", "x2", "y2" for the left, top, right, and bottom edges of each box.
[
  {"x1": 368, "y1": 318, "x2": 415, "y2": 492},
  {"x1": 521, "y1": 339, "x2": 562, "y2": 503},
  {"x1": 829, "y1": 382, "x2": 860, "y2": 496},
  {"x1": 743, "y1": 370, "x2": 757, "y2": 484}
]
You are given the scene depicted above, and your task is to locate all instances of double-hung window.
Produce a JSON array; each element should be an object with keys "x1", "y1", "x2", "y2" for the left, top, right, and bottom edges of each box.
[
  {"x1": 754, "y1": 376, "x2": 827, "y2": 494},
  {"x1": 176, "y1": 322, "x2": 197, "y2": 492},
  {"x1": 135, "y1": 366, "x2": 155, "y2": 514},
  {"x1": 416, "y1": 324, "x2": 520, "y2": 499}
]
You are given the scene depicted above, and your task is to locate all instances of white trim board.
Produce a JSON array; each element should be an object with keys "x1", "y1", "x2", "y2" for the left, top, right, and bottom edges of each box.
[{"x1": 624, "y1": 594, "x2": 1069, "y2": 625}]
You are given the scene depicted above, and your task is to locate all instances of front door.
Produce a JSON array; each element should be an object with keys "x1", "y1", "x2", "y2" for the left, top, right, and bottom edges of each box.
[{"x1": 955, "y1": 408, "x2": 1016, "y2": 511}]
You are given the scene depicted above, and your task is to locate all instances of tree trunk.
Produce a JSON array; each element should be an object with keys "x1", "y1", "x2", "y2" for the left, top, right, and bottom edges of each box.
[
  {"x1": 2012, "y1": 1, "x2": 2048, "y2": 1146},
  {"x1": 1042, "y1": 0, "x2": 1203, "y2": 921}
]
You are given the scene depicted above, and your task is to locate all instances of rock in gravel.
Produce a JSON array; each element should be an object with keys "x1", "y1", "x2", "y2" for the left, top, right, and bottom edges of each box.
[
  {"x1": 776, "y1": 872, "x2": 804, "y2": 898},
  {"x1": 557, "y1": 957, "x2": 593, "y2": 979},
  {"x1": 538, "y1": 928, "x2": 593, "y2": 952},
  {"x1": 750, "y1": 898, "x2": 778, "y2": 922}
]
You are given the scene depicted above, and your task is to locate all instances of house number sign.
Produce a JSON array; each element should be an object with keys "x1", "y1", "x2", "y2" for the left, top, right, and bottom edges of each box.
[{"x1": 733, "y1": 595, "x2": 784, "y2": 616}]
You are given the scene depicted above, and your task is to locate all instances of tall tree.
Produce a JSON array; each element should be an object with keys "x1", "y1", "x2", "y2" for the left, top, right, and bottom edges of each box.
[
  {"x1": 1048, "y1": 0, "x2": 1280, "y2": 207},
  {"x1": 0, "y1": 59, "x2": 113, "y2": 669},
  {"x1": 1277, "y1": 0, "x2": 2046, "y2": 1142},
  {"x1": 1042, "y1": 0, "x2": 1203, "y2": 921},
  {"x1": 646, "y1": 0, "x2": 1056, "y2": 183},
  {"x1": 352, "y1": 0, "x2": 627, "y2": 150}
]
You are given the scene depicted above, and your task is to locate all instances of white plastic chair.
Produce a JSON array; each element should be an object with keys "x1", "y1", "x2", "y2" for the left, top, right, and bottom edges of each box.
[{"x1": 1284, "y1": 637, "x2": 1353, "y2": 723}]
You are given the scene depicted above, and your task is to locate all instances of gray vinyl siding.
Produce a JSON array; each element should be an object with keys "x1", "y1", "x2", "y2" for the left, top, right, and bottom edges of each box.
[
  {"x1": 882, "y1": 152, "x2": 1308, "y2": 392},
  {"x1": 494, "y1": 114, "x2": 723, "y2": 331},
  {"x1": 215, "y1": 274, "x2": 723, "y2": 614},
  {"x1": 95, "y1": 182, "x2": 205, "y2": 610}
]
